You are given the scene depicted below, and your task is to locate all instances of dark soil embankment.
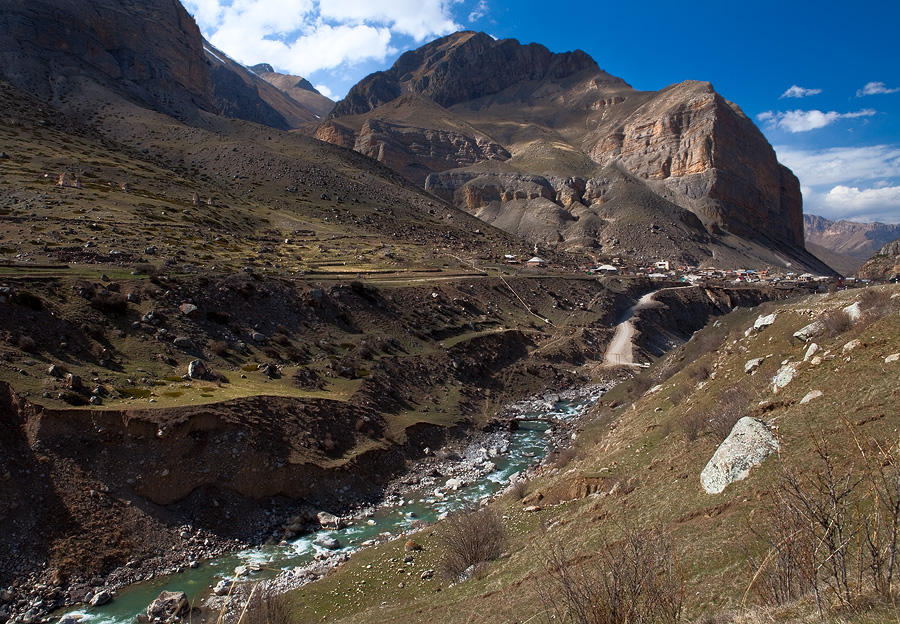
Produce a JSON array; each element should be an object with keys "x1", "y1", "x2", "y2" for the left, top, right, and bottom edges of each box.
[{"x1": 630, "y1": 286, "x2": 795, "y2": 358}]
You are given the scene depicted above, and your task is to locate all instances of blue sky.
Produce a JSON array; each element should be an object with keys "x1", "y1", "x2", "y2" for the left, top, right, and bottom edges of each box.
[{"x1": 183, "y1": 0, "x2": 900, "y2": 224}]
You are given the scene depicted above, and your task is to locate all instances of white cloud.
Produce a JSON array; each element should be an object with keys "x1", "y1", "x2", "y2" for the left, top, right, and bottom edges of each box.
[
  {"x1": 757, "y1": 108, "x2": 876, "y2": 133},
  {"x1": 183, "y1": 0, "x2": 460, "y2": 78},
  {"x1": 856, "y1": 81, "x2": 900, "y2": 97},
  {"x1": 818, "y1": 185, "x2": 900, "y2": 222},
  {"x1": 468, "y1": 0, "x2": 488, "y2": 21},
  {"x1": 776, "y1": 145, "x2": 900, "y2": 222},
  {"x1": 780, "y1": 85, "x2": 821, "y2": 99},
  {"x1": 318, "y1": 0, "x2": 460, "y2": 40},
  {"x1": 775, "y1": 145, "x2": 900, "y2": 187},
  {"x1": 314, "y1": 83, "x2": 335, "y2": 99}
]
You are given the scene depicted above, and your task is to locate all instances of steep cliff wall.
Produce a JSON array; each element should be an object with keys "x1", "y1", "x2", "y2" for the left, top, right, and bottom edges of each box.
[{"x1": 0, "y1": 0, "x2": 215, "y2": 117}]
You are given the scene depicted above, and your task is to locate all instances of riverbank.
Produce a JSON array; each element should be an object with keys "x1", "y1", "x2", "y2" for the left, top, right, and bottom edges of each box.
[
  {"x1": 25, "y1": 385, "x2": 607, "y2": 624},
  {"x1": 198, "y1": 384, "x2": 609, "y2": 624}
]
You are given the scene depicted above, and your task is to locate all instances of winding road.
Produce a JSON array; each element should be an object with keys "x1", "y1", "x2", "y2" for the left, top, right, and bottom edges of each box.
[{"x1": 603, "y1": 287, "x2": 691, "y2": 367}]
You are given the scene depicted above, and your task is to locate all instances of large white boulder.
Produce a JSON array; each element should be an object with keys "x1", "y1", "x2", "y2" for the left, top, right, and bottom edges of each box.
[{"x1": 701, "y1": 417, "x2": 779, "y2": 495}]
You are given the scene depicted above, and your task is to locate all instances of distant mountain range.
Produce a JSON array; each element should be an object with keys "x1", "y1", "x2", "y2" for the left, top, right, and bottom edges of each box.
[{"x1": 804, "y1": 214, "x2": 900, "y2": 276}]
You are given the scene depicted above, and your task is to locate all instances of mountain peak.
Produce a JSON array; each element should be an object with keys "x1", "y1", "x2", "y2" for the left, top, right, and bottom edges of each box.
[{"x1": 330, "y1": 30, "x2": 603, "y2": 117}]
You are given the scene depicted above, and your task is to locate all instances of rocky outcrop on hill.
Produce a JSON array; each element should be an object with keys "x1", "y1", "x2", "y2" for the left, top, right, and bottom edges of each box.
[
  {"x1": 251, "y1": 66, "x2": 334, "y2": 120},
  {"x1": 586, "y1": 81, "x2": 804, "y2": 247},
  {"x1": 0, "y1": 0, "x2": 216, "y2": 118},
  {"x1": 855, "y1": 238, "x2": 900, "y2": 280},
  {"x1": 338, "y1": 119, "x2": 511, "y2": 184},
  {"x1": 205, "y1": 41, "x2": 331, "y2": 129}
]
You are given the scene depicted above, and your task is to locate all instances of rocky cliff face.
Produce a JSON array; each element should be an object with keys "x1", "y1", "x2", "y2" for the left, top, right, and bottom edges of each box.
[
  {"x1": 855, "y1": 238, "x2": 900, "y2": 280},
  {"x1": 251, "y1": 67, "x2": 335, "y2": 120},
  {"x1": 0, "y1": 0, "x2": 216, "y2": 118},
  {"x1": 322, "y1": 31, "x2": 820, "y2": 270},
  {"x1": 586, "y1": 81, "x2": 803, "y2": 247}
]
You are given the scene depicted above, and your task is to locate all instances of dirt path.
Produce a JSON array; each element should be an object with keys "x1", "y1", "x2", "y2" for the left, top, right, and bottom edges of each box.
[{"x1": 603, "y1": 288, "x2": 690, "y2": 367}]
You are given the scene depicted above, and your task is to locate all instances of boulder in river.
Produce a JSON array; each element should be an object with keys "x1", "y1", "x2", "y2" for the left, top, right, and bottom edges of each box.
[
  {"x1": 314, "y1": 535, "x2": 340, "y2": 550},
  {"x1": 146, "y1": 590, "x2": 187, "y2": 621},
  {"x1": 89, "y1": 590, "x2": 112, "y2": 607}
]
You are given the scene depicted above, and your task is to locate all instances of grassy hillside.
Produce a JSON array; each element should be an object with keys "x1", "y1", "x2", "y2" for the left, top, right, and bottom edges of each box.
[{"x1": 280, "y1": 284, "x2": 900, "y2": 623}]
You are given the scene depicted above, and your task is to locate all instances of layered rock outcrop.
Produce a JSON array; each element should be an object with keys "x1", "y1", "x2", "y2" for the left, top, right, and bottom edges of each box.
[
  {"x1": 317, "y1": 118, "x2": 510, "y2": 185},
  {"x1": 0, "y1": 0, "x2": 215, "y2": 117}
]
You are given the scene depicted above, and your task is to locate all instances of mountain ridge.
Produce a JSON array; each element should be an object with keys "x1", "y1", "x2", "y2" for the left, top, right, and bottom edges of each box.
[{"x1": 320, "y1": 31, "x2": 829, "y2": 273}]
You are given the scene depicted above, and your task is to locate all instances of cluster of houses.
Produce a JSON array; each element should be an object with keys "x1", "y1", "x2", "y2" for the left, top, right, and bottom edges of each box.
[
  {"x1": 500, "y1": 253, "x2": 880, "y2": 289},
  {"x1": 582, "y1": 259, "x2": 853, "y2": 288}
]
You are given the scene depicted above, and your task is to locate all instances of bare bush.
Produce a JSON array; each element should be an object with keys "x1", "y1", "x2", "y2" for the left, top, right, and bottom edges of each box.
[
  {"x1": 667, "y1": 384, "x2": 691, "y2": 407},
  {"x1": 508, "y1": 480, "x2": 528, "y2": 500},
  {"x1": 818, "y1": 308, "x2": 853, "y2": 338},
  {"x1": 439, "y1": 507, "x2": 506, "y2": 579},
  {"x1": 17, "y1": 335, "x2": 37, "y2": 353},
  {"x1": 857, "y1": 288, "x2": 899, "y2": 327},
  {"x1": 90, "y1": 291, "x2": 128, "y2": 314},
  {"x1": 554, "y1": 447, "x2": 578, "y2": 469},
  {"x1": 708, "y1": 388, "x2": 749, "y2": 442},
  {"x1": 686, "y1": 364, "x2": 710, "y2": 383},
  {"x1": 240, "y1": 584, "x2": 292, "y2": 624},
  {"x1": 209, "y1": 340, "x2": 228, "y2": 356},
  {"x1": 538, "y1": 524, "x2": 683, "y2": 624},
  {"x1": 679, "y1": 409, "x2": 707, "y2": 442},
  {"x1": 748, "y1": 429, "x2": 900, "y2": 614}
]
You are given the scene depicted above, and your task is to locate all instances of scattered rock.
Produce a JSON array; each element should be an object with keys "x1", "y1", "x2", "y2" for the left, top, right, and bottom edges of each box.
[
  {"x1": 793, "y1": 320, "x2": 824, "y2": 342},
  {"x1": 66, "y1": 373, "x2": 83, "y2": 391},
  {"x1": 173, "y1": 336, "x2": 192, "y2": 349},
  {"x1": 753, "y1": 313, "x2": 777, "y2": 330},
  {"x1": 89, "y1": 590, "x2": 112, "y2": 607},
  {"x1": 404, "y1": 540, "x2": 423, "y2": 552},
  {"x1": 212, "y1": 579, "x2": 232, "y2": 596},
  {"x1": 179, "y1": 303, "x2": 199, "y2": 317},
  {"x1": 842, "y1": 339, "x2": 861, "y2": 354},
  {"x1": 314, "y1": 535, "x2": 340, "y2": 550},
  {"x1": 843, "y1": 301, "x2": 862, "y2": 321},
  {"x1": 771, "y1": 362, "x2": 799, "y2": 392},
  {"x1": 885, "y1": 353, "x2": 900, "y2": 363},
  {"x1": 317, "y1": 511, "x2": 345, "y2": 529},
  {"x1": 744, "y1": 357, "x2": 764, "y2": 374},
  {"x1": 187, "y1": 360, "x2": 209, "y2": 380},
  {"x1": 700, "y1": 417, "x2": 779, "y2": 494},
  {"x1": 803, "y1": 343, "x2": 819, "y2": 362},
  {"x1": 800, "y1": 390, "x2": 823, "y2": 404}
]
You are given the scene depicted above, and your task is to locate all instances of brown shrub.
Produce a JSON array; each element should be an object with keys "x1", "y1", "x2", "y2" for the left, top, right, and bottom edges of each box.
[
  {"x1": 90, "y1": 291, "x2": 128, "y2": 314},
  {"x1": 439, "y1": 507, "x2": 506, "y2": 580},
  {"x1": 209, "y1": 340, "x2": 228, "y2": 356},
  {"x1": 708, "y1": 387, "x2": 750, "y2": 442},
  {"x1": 538, "y1": 524, "x2": 683, "y2": 624},
  {"x1": 17, "y1": 335, "x2": 37, "y2": 352},
  {"x1": 241, "y1": 584, "x2": 292, "y2": 624},
  {"x1": 818, "y1": 308, "x2": 853, "y2": 338}
]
